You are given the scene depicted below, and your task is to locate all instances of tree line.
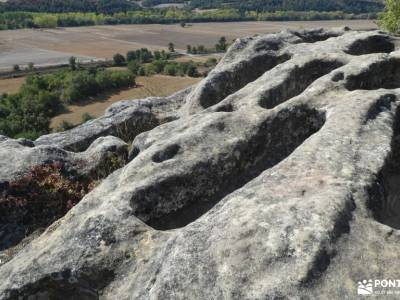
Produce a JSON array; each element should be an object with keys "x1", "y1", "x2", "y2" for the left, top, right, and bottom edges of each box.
[
  {"x1": 112, "y1": 47, "x2": 211, "y2": 77},
  {"x1": 188, "y1": 0, "x2": 384, "y2": 13},
  {"x1": 186, "y1": 36, "x2": 228, "y2": 54},
  {"x1": 0, "y1": 8, "x2": 378, "y2": 30}
]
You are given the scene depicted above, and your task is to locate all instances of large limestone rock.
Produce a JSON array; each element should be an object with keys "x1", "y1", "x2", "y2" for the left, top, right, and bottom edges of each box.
[{"x1": 1, "y1": 27, "x2": 400, "y2": 299}]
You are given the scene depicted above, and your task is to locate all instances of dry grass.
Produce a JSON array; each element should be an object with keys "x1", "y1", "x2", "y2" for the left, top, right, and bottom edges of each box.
[
  {"x1": 51, "y1": 75, "x2": 200, "y2": 128},
  {"x1": 0, "y1": 77, "x2": 25, "y2": 94}
]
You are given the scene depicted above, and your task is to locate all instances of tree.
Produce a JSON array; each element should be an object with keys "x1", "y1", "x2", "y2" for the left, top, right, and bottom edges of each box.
[
  {"x1": 168, "y1": 42, "x2": 175, "y2": 52},
  {"x1": 379, "y1": 0, "x2": 400, "y2": 33},
  {"x1": 33, "y1": 15, "x2": 58, "y2": 28},
  {"x1": 113, "y1": 53, "x2": 126, "y2": 66},
  {"x1": 215, "y1": 36, "x2": 227, "y2": 52},
  {"x1": 27, "y1": 62, "x2": 34, "y2": 72},
  {"x1": 160, "y1": 50, "x2": 170, "y2": 60},
  {"x1": 69, "y1": 56, "x2": 77, "y2": 70},
  {"x1": 187, "y1": 64, "x2": 199, "y2": 77},
  {"x1": 13, "y1": 64, "x2": 20, "y2": 72},
  {"x1": 186, "y1": 45, "x2": 192, "y2": 54},
  {"x1": 198, "y1": 45, "x2": 206, "y2": 53},
  {"x1": 138, "y1": 66, "x2": 146, "y2": 76},
  {"x1": 128, "y1": 60, "x2": 140, "y2": 75},
  {"x1": 153, "y1": 50, "x2": 161, "y2": 60},
  {"x1": 126, "y1": 50, "x2": 137, "y2": 62}
]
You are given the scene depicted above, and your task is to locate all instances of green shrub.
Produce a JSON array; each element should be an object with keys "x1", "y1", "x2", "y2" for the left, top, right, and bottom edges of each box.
[
  {"x1": 61, "y1": 71, "x2": 98, "y2": 103},
  {"x1": 33, "y1": 15, "x2": 57, "y2": 28},
  {"x1": 81, "y1": 112, "x2": 94, "y2": 123},
  {"x1": 138, "y1": 66, "x2": 146, "y2": 76},
  {"x1": 128, "y1": 60, "x2": 140, "y2": 75},
  {"x1": 187, "y1": 64, "x2": 199, "y2": 77},
  {"x1": 95, "y1": 69, "x2": 114, "y2": 90},
  {"x1": 110, "y1": 70, "x2": 135, "y2": 88},
  {"x1": 379, "y1": 0, "x2": 400, "y2": 33},
  {"x1": 164, "y1": 63, "x2": 177, "y2": 76}
]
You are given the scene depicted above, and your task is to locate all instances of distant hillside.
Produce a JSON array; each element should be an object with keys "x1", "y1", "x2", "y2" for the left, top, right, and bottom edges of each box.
[
  {"x1": 0, "y1": 0, "x2": 384, "y2": 14},
  {"x1": 141, "y1": 0, "x2": 385, "y2": 13},
  {"x1": 1, "y1": 0, "x2": 139, "y2": 13}
]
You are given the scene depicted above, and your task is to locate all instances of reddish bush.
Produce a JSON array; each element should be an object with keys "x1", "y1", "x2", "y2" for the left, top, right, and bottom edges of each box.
[{"x1": 0, "y1": 162, "x2": 95, "y2": 237}]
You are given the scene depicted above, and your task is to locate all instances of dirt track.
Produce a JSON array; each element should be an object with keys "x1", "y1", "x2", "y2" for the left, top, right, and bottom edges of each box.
[{"x1": 0, "y1": 20, "x2": 377, "y2": 70}]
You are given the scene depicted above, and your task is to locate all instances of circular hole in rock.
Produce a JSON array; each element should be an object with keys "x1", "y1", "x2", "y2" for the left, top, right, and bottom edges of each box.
[
  {"x1": 214, "y1": 103, "x2": 234, "y2": 113},
  {"x1": 152, "y1": 144, "x2": 180, "y2": 163},
  {"x1": 332, "y1": 72, "x2": 344, "y2": 82}
]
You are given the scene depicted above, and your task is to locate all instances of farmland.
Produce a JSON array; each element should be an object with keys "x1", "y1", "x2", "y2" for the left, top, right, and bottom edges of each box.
[
  {"x1": 0, "y1": 20, "x2": 377, "y2": 70},
  {"x1": 0, "y1": 19, "x2": 378, "y2": 135}
]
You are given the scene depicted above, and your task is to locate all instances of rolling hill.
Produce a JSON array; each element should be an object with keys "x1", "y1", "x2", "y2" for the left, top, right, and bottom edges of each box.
[{"x1": 0, "y1": 0, "x2": 385, "y2": 13}]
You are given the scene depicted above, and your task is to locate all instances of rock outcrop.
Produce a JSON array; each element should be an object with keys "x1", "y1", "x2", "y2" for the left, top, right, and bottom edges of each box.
[{"x1": 1, "y1": 27, "x2": 400, "y2": 299}]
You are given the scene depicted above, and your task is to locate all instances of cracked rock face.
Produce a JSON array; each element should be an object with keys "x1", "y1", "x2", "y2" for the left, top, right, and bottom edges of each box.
[{"x1": 1, "y1": 27, "x2": 400, "y2": 299}]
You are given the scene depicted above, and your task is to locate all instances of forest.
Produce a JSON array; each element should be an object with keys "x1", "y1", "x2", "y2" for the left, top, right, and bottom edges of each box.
[
  {"x1": 0, "y1": 0, "x2": 384, "y2": 17},
  {"x1": 0, "y1": 8, "x2": 377, "y2": 30},
  {"x1": 188, "y1": 0, "x2": 384, "y2": 13},
  {"x1": 0, "y1": 0, "x2": 384, "y2": 14}
]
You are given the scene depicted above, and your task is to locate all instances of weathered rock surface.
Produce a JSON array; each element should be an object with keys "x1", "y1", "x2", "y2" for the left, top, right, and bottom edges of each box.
[
  {"x1": 35, "y1": 87, "x2": 192, "y2": 151},
  {"x1": 0, "y1": 135, "x2": 128, "y2": 184},
  {"x1": 1, "y1": 27, "x2": 400, "y2": 299}
]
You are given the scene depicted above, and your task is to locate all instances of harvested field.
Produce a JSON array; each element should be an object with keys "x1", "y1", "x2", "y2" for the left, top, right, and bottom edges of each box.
[
  {"x1": 0, "y1": 20, "x2": 377, "y2": 70},
  {"x1": 51, "y1": 75, "x2": 200, "y2": 128},
  {"x1": 0, "y1": 76, "x2": 25, "y2": 93}
]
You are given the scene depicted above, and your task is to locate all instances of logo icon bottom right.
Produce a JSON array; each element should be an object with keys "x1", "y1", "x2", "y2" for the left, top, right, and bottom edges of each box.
[{"x1": 358, "y1": 279, "x2": 373, "y2": 295}]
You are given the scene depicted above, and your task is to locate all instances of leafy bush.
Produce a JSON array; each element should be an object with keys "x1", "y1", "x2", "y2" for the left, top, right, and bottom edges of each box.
[
  {"x1": 109, "y1": 70, "x2": 135, "y2": 88},
  {"x1": 81, "y1": 112, "x2": 94, "y2": 122},
  {"x1": 379, "y1": 0, "x2": 400, "y2": 33},
  {"x1": 205, "y1": 57, "x2": 218, "y2": 67},
  {"x1": 33, "y1": 14, "x2": 57, "y2": 28},
  {"x1": 164, "y1": 63, "x2": 177, "y2": 76},
  {"x1": 127, "y1": 60, "x2": 140, "y2": 75},
  {"x1": 61, "y1": 70, "x2": 99, "y2": 103}
]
